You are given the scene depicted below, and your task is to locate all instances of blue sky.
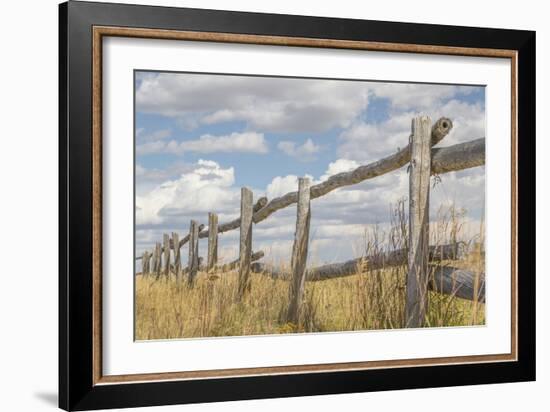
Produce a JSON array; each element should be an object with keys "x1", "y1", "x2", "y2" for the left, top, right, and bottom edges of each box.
[{"x1": 135, "y1": 71, "x2": 486, "y2": 265}]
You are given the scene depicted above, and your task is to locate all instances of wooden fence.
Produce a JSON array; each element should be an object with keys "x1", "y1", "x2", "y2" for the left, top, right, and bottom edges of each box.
[{"x1": 136, "y1": 116, "x2": 486, "y2": 327}]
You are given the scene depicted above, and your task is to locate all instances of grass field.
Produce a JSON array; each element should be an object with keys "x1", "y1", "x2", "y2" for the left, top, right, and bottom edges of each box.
[
  {"x1": 135, "y1": 201, "x2": 485, "y2": 340},
  {"x1": 135, "y1": 257, "x2": 484, "y2": 340}
]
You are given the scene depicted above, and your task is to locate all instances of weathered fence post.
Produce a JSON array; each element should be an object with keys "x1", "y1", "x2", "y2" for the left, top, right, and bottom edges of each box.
[
  {"x1": 172, "y1": 232, "x2": 181, "y2": 281},
  {"x1": 237, "y1": 187, "x2": 253, "y2": 300},
  {"x1": 286, "y1": 177, "x2": 311, "y2": 325},
  {"x1": 207, "y1": 213, "x2": 218, "y2": 272},
  {"x1": 406, "y1": 116, "x2": 433, "y2": 327},
  {"x1": 163, "y1": 233, "x2": 170, "y2": 278},
  {"x1": 154, "y1": 242, "x2": 162, "y2": 278},
  {"x1": 188, "y1": 220, "x2": 199, "y2": 286},
  {"x1": 141, "y1": 251, "x2": 149, "y2": 274},
  {"x1": 150, "y1": 248, "x2": 156, "y2": 276}
]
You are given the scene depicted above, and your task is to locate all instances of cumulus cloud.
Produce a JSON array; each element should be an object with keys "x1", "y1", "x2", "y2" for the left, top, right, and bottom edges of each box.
[
  {"x1": 136, "y1": 72, "x2": 370, "y2": 133},
  {"x1": 277, "y1": 138, "x2": 321, "y2": 161},
  {"x1": 265, "y1": 174, "x2": 315, "y2": 199},
  {"x1": 136, "y1": 128, "x2": 172, "y2": 142},
  {"x1": 136, "y1": 131, "x2": 268, "y2": 155},
  {"x1": 136, "y1": 159, "x2": 239, "y2": 226},
  {"x1": 319, "y1": 158, "x2": 360, "y2": 181},
  {"x1": 370, "y1": 83, "x2": 467, "y2": 110}
]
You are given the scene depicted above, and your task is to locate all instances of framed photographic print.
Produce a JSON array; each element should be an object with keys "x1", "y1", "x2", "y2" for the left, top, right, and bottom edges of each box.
[{"x1": 59, "y1": 1, "x2": 535, "y2": 410}]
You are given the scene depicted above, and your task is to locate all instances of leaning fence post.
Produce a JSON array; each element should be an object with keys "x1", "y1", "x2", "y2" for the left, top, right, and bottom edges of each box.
[
  {"x1": 172, "y1": 232, "x2": 181, "y2": 281},
  {"x1": 207, "y1": 213, "x2": 218, "y2": 272},
  {"x1": 188, "y1": 220, "x2": 199, "y2": 286},
  {"x1": 154, "y1": 242, "x2": 162, "y2": 278},
  {"x1": 406, "y1": 115, "x2": 433, "y2": 327},
  {"x1": 286, "y1": 177, "x2": 311, "y2": 325},
  {"x1": 150, "y1": 248, "x2": 157, "y2": 276},
  {"x1": 163, "y1": 233, "x2": 171, "y2": 278},
  {"x1": 146, "y1": 251, "x2": 152, "y2": 274},
  {"x1": 237, "y1": 187, "x2": 253, "y2": 300}
]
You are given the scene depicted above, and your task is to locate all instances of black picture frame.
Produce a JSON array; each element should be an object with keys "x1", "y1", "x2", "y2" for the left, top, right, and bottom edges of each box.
[{"x1": 59, "y1": 1, "x2": 536, "y2": 410}]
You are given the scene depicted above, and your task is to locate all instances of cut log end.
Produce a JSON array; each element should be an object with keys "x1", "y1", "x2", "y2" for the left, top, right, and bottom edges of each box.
[{"x1": 431, "y1": 117, "x2": 453, "y2": 144}]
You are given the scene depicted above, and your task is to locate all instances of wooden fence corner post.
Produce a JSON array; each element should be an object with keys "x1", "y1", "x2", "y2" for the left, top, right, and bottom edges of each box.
[
  {"x1": 237, "y1": 187, "x2": 253, "y2": 300},
  {"x1": 172, "y1": 232, "x2": 181, "y2": 281},
  {"x1": 188, "y1": 220, "x2": 199, "y2": 287},
  {"x1": 406, "y1": 115, "x2": 433, "y2": 328},
  {"x1": 207, "y1": 213, "x2": 218, "y2": 272},
  {"x1": 286, "y1": 177, "x2": 311, "y2": 325}
]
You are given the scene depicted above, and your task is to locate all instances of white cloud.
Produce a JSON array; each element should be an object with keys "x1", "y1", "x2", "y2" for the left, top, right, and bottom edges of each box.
[
  {"x1": 266, "y1": 174, "x2": 314, "y2": 199},
  {"x1": 277, "y1": 138, "x2": 321, "y2": 160},
  {"x1": 319, "y1": 158, "x2": 360, "y2": 181},
  {"x1": 136, "y1": 131, "x2": 268, "y2": 155},
  {"x1": 371, "y1": 83, "x2": 463, "y2": 110},
  {"x1": 137, "y1": 128, "x2": 172, "y2": 142},
  {"x1": 136, "y1": 72, "x2": 370, "y2": 133},
  {"x1": 136, "y1": 159, "x2": 239, "y2": 226}
]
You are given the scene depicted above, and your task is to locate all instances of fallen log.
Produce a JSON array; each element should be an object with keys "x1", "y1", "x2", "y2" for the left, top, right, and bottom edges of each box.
[
  {"x1": 249, "y1": 244, "x2": 485, "y2": 302},
  {"x1": 251, "y1": 259, "x2": 484, "y2": 303},
  {"x1": 250, "y1": 244, "x2": 458, "y2": 281},
  {"x1": 429, "y1": 265, "x2": 485, "y2": 303}
]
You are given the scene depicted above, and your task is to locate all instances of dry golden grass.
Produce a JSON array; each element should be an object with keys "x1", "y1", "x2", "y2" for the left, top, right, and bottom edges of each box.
[
  {"x1": 135, "y1": 262, "x2": 484, "y2": 340},
  {"x1": 135, "y1": 200, "x2": 485, "y2": 340}
]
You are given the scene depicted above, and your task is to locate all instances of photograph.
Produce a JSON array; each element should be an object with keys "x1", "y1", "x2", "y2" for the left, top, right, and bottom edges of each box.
[{"x1": 134, "y1": 71, "x2": 487, "y2": 340}]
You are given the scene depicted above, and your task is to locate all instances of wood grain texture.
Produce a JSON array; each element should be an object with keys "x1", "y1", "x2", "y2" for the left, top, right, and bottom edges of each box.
[
  {"x1": 141, "y1": 251, "x2": 150, "y2": 274},
  {"x1": 154, "y1": 242, "x2": 162, "y2": 279},
  {"x1": 238, "y1": 188, "x2": 253, "y2": 299},
  {"x1": 286, "y1": 178, "x2": 311, "y2": 324},
  {"x1": 431, "y1": 138, "x2": 485, "y2": 174},
  {"x1": 163, "y1": 233, "x2": 171, "y2": 277},
  {"x1": 430, "y1": 266, "x2": 485, "y2": 303},
  {"x1": 94, "y1": 26, "x2": 517, "y2": 59},
  {"x1": 406, "y1": 116, "x2": 432, "y2": 328},
  {"x1": 207, "y1": 213, "x2": 218, "y2": 272},
  {"x1": 188, "y1": 221, "x2": 199, "y2": 286},
  {"x1": 172, "y1": 232, "x2": 181, "y2": 281}
]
